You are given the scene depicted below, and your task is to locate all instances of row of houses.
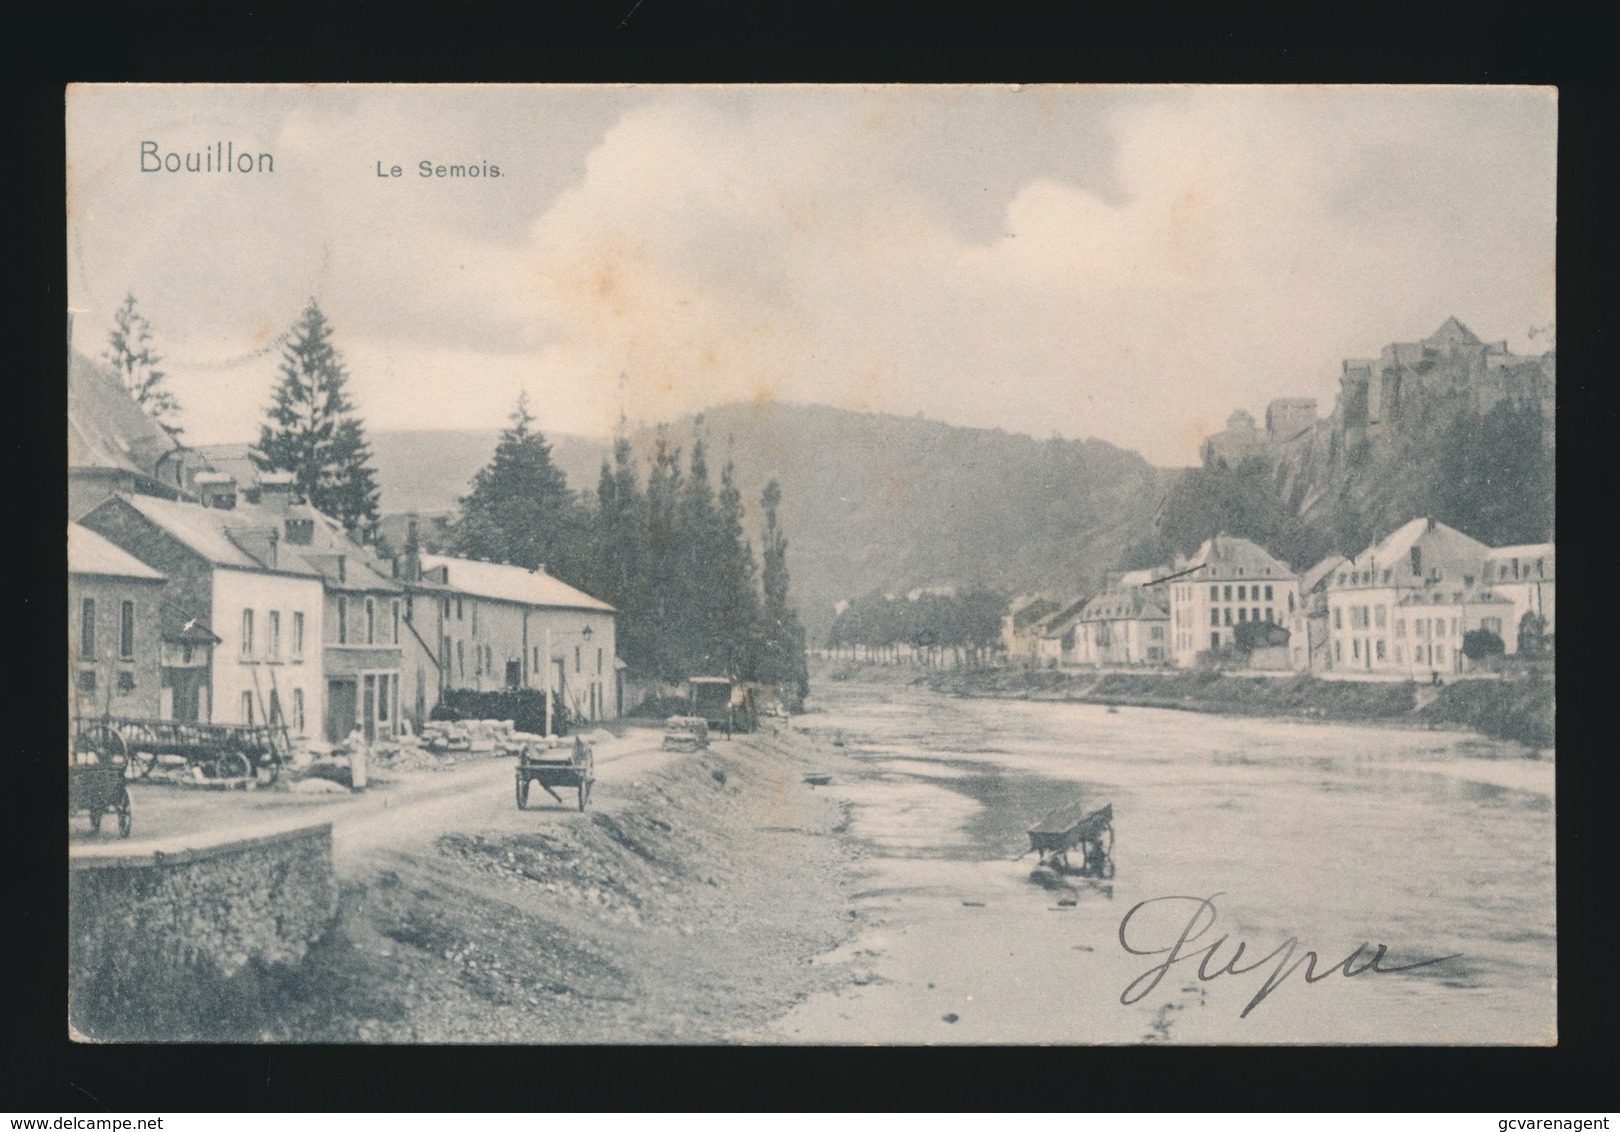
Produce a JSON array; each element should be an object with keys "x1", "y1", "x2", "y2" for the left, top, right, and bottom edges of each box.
[
  {"x1": 68, "y1": 346, "x2": 621, "y2": 742},
  {"x1": 1006, "y1": 520, "x2": 1554, "y2": 679}
]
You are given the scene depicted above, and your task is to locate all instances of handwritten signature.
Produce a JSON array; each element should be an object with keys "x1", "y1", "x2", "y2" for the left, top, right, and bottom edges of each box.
[{"x1": 1118, "y1": 893, "x2": 1460, "y2": 1018}]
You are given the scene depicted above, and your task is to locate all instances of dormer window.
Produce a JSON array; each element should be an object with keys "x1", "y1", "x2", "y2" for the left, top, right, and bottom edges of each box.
[{"x1": 1410, "y1": 547, "x2": 1422, "y2": 577}]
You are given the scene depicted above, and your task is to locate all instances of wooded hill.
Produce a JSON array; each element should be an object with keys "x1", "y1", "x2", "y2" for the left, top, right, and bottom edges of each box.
[{"x1": 370, "y1": 402, "x2": 1171, "y2": 643}]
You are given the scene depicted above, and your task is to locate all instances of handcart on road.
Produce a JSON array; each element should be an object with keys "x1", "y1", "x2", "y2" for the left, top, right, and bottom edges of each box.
[
  {"x1": 1025, "y1": 800, "x2": 1114, "y2": 878},
  {"x1": 516, "y1": 736, "x2": 595, "y2": 811}
]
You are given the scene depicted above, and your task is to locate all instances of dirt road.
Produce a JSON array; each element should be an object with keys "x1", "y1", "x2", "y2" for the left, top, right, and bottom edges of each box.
[{"x1": 80, "y1": 723, "x2": 866, "y2": 1043}]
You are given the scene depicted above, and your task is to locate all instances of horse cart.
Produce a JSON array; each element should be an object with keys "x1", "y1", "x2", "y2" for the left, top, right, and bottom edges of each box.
[
  {"x1": 1026, "y1": 800, "x2": 1114, "y2": 878},
  {"x1": 515, "y1": 737, "x2": 595, "y2": 811},
  {"x1": 69, "y1": 739, "x2": 131, "y2": 838},
  {"x1": 72, "y1": 715, "x2": 292, "y2": 785}
]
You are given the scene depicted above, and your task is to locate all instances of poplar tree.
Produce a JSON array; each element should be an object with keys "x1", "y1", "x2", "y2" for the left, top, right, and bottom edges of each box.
[
  {"x1": 103, "y1": 293, "x2": 183, "y2": 438},
  {"x1": 258, "y1": 300, "x2": 381, "y2": 536},
  {"x1": 759, "y1": 479, "x2": 810, "y2": 707}
]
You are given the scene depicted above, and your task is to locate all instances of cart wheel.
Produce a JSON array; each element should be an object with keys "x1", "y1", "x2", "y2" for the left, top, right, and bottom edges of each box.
[
  {"x1": 124, "y1": 751, "x2": 156, "y2": 779},
  {"x1": 1100, "y1": 822, "x2": 1114, "y2": 859},
  {"x1": 516, "y1": 776, "x2": 529, "y2": 810},
  {"x1": 214, "y1": 751, "x2": 252, "y2": 780},
  {"x1": 117, "y1": 792, "x2": 132, "y2": 838},
  {"x1": 256, "y1": 758, "x2": 281, "y2": 787}
]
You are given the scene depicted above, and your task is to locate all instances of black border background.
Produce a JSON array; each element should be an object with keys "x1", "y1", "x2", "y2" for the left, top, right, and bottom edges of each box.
[{"x1": 15, "y1": 0, "x2": 1608, "y2": 1112}]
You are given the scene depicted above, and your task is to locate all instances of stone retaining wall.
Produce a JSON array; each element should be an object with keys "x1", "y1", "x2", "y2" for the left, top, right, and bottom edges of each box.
[{"x1": 69, "y1": 824, "x2": 337, "y2": 1039}]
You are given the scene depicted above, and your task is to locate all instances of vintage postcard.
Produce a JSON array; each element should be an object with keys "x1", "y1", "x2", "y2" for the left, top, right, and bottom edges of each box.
[{"x1": 66, "y1": 84, "x2": 1555, "y2": 1044}]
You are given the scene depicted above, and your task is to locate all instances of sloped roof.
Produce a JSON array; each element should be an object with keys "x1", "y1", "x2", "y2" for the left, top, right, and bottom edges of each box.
[
  {"x1": 68, "y1": 522, "x2": 165, "y2": 581},
  {"x1": 419, "y1": 553, "x2": 615, "y2": 613},
  {"x1": 1299, "y1": 556, "x2": 1345, "y2": 594},
  {"x1": 1080, "y1": 586, "x2": 1169, "y2": 622},
  {"x1": 1353, "y1": 518, "x2": 1489, "y2": 572},
  {"x1": 1183, "y1": 534, "x2": 1295, "y2": 579},
  {"x1": 67, "y1": 350, "x2": 179, "y2": 482},
  {"x1": 1427, "y1": 316, "x2": 1481, "y2": 347},
  {"x1": 1484, "y1": 543, "x2": 1554, "y2": 561}
]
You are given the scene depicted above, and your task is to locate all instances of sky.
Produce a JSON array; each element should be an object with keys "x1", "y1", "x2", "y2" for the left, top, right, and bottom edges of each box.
[{"x1": 66, "y1": 84, "x2": 1556, "y2": 467}]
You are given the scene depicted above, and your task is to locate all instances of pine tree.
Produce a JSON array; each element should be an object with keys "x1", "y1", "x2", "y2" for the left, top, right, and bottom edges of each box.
[
  {"x1": 451, "y1": 392, "x2": 583, "y2": 579},
  {"x1": 258, "y1": 300, "x2": 381, "y2": 535},
  {"x1": 715, "y1": 456, "x2": 763, "y2": 679},
  {"x1": 103, "y1": 293, "x2": 183, "y2": 437}
]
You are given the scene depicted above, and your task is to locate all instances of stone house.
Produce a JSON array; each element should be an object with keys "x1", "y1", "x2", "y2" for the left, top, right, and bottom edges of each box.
[
  {"x1": 1166, "y1": 535, "x2": 1299, "y2": 668},
  {"x1": 69, "y1": 522, "x2": 170, "y2": 720}
]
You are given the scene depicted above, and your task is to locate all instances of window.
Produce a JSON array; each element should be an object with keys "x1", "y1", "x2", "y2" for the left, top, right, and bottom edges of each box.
[
  {"x1": 457, "y1": 640, "x2": 465, "y2": 677},
  {"x1": 337, "y1": 596, "x2": 348, "y2": 644},
  {"x1": 1237, "y1": 585, "x2": 1247, "y2": 601},
  {"x1": 597, "y1": 647, "x2": 604, "y2": 674},
  {"x1": 1210, "y1": 585, "x2": 1218, "y2": 601},
  {"x1": 475, "y1": 644, "x2": 483, "y2": 676},
  {"x1": 81, "y1": 598, "x2": 96, "y2": 658},
  {"x1": 472, "y1": 603, "x2": 478, "y2": 635},
  {"x1": 78, "y1": 669, "x2": 96, "y2": 693},
  {"x1": 1210, "y1": 609, "x2": 1219, "y2": 626},
  {"x1": 1337, "y1": 573, "x2": 1346, "y2": 585},
  {"x1": 1251, "y1": 608, "x2": 1259, "y2": 623},
  {"x1": 1224, "y1": 608, "x2": 1232, "y2": 625},
  {"x1": 117, "y1": 670, "x2": 135, "y2": 695},
  {"x1": 1264, "y1": 585, "x2": 1273, "y2": 601},
  {"x1": 392, "y1": 600, "x2": 401, "y2": 644},
  {"x1": 293, "y1": 612, "x2": 304, "y2": 659},
  {"x1": 1333, "y1": 607, "x2": 1342, "y2": 630},
  {"x1": 119, "y1": 600, "x2": 135, "y2": 660},
  {"x1": 1287, "y1": 592, "x2": 1295, "y2": 613},
  {"x1": 1435, "y1": 619, "x2": 1445, "y2": 638},
  {"x1": 242, "y1": 691, "x2": 255, "y2": 725},
  {"x1": 1396, "y1": 619, "x2": 1406, "y2": 638},
  {"x1": 269, "y1": 689, "x2": 282, "y2": 725},
  {"x1": 377, "y1": 676, "x2": 389, "y2": 722},
  {"x1": 456, "y1": 598, "x2": 464, "y2": 621},
  {"x1": 443, "y1": 598, "x2": 452, "y2": 619},
  {"x1": 1238, "y1": 608, "x2": 1248, "y2": 623},
  {"x1": 1353, "y1": 638, "x2": 1361, "y2": 659},
  {"x1": 268, "y1": 611, "x2": 281, "y2": 659},
  {"x1": 1394, "y1": 645, "x2": 1403, "y2": 663},
  {"x1": 405, "y1": 595, "x2": 414, "y2": 623},
  {"x1": 1482, "y1": 617, "x2": 1502, "y2": 635},
  {"x1": 294, "y1": 688, "x2": 305, "y2": 733},
  {"x1": 1375, "y1": 605, "x2": 1386, "y2": 629},
  {"x1": 1223, "y1": 585, "x2": 1233, "y2": 601},
  {"x1": 1435, "y1": 644, "x2": 1446, "y2": 664},
  {"x1": 242, "y1": 609, "x2": 255, "y2": 657},
  {"x1": 1451, "y1": 618, "x2": 1459, "y2": 636},
  {"x1": 534, "y1": 646, "x2": 540, "y2": 674},
  {"x1": 575, "y1": 646, "x2": 582, "y2": 673},
  {"x1": 1149, "y1": 627, "x2": 1163, "y2": 641},
  {"x1": 1375, "y1": 640, "x2": 1386, "y2": 661},
  {"x1": 1265, "y1": 608, "x2": 1274, "y2": 622},
  {"x1": 1334, "y1": 641, "x2": 1342, "y2": 661},
  {"x1": 366, "y1": 598, "x2": 377, "y2": 645}
]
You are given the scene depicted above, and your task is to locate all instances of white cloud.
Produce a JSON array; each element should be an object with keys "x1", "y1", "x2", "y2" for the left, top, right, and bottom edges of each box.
[{"x1": 67, "y1": 84, "x2": 1555, "y2": 465}]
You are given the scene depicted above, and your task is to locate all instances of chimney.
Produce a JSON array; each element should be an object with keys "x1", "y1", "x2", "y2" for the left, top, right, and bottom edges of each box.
[
  {"x1": 403, "y1": 519, "x2": 421, "y2": 583},
  {"x1": 259, "y1": 471, "x2": 297, "y2": 515}
]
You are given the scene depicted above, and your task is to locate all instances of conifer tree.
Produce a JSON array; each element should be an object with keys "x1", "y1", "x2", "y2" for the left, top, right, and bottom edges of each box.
[
  {"x1": 103, "y1": 293, "x2": 183, "y2": 438},
  {"x1": 451, "y1": 392, "x2": 584, "y2": 580},
  {"x1": 259, "y1": 300, "x2": 381, "y2": 536}
]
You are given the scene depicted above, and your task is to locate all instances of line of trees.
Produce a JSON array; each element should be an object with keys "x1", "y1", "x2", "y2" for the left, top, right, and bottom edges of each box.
[
  {"x1": 825, "y1": 587, "x2": 1007, "y2": 663},
  {"x1": 449, "y1": 406, "x2": 811, "y2": 708}
]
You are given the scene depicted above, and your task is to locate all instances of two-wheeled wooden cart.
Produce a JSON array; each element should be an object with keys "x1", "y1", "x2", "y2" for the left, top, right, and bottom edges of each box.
[
  {"x1": 72, "y1": 715, "x2": 292, "y2": 784},
  {"x1": 69, "y1": 738, "x2": 131, "y2": 838},
  {"x1": 515, "y1": 737, "x2": 595, "y2": 811},
  {"x1": 1026, "y1": 800, "x2": 1114, "y2": 878}
]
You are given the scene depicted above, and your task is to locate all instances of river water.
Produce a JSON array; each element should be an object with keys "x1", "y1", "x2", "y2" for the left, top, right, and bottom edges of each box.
[{"x1": 770, "y1": 680, "x2": 1556, "y2": 1045}]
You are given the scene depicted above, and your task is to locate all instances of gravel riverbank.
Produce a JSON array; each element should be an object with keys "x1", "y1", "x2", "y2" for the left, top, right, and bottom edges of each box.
[{"x1": 143, "y1": 723, "x2": 865, "y2": 1043}]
